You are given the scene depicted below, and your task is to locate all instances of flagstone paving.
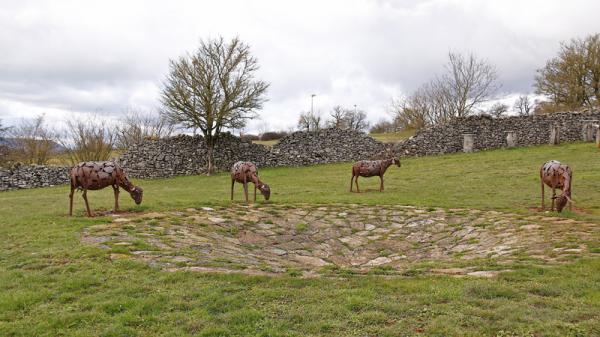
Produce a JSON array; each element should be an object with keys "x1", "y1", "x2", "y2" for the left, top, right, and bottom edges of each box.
[{"x1": 82, "y1": 204, "x2": 600, "y2": 277}]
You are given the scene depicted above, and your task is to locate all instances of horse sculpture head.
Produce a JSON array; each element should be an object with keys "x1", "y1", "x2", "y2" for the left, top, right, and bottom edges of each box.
[
  {"x1": 259, "y1": 183, "x2": 271, "y2": 200},
  {"x1": 130, "y1": 186, "x2": 144, "y2": 205},
  {"x1": 554, "y1": 194, "x2": 573, "y2": 213},
  {"x1": 393, "y1": 158, "x2": 401, "y2": 167}
]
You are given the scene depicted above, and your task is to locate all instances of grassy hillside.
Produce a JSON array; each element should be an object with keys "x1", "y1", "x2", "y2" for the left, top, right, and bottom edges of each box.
[
  {"x1": 369, "y1": 129, "x2": 416, "y2": 143},
  {"x1": 1, "y1": 142, "x2": 600, "y2": 336},
  {"x1": 252, "y1": 129, "x2": 416, "y2": 147}
]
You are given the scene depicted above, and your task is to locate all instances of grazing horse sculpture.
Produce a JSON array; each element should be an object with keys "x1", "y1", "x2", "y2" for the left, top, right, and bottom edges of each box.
[
  {"x1": 69, "y1": 161, "x2": 143, "y2": 217},
  {"x1": 350, "y1": 157, "x2": 401, "y2": 192},
  {"x1": 540, "y1": 160, "x2": 573, "y2": 212},
  {"x1": 231, "y1": 161, "x2": 270, "y2": 202}
]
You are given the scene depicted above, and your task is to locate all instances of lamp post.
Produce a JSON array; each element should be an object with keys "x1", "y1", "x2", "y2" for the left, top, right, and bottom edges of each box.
[{"x1": 311, "y1": 94, "x2": 316, "y2": 115}]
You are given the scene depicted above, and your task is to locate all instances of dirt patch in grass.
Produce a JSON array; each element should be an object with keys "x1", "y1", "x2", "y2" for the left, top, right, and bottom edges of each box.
[
  {"x1": 82, "y1": 204, "x2": 600, "y2": 277},
  {"x1": 528, "y1": 206, "x2": 590, "y2": 215}
]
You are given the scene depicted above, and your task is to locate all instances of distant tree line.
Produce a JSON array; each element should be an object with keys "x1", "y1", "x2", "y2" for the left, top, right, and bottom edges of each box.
[
  {"x1": 0, "y1": 110, "x2": 174, "y2": 167},
  {"x1": 296, "y1": 105, "x2": 369, "y2": 133},
  {"x1": 370, "y1": 32, "x2": 599, "y2": 133},
  {"x1": 535, "y1": 33, "x2": 600, "y2": 112},
  {"x1": 384, "y1": 52, "x2": 500, "y2": 131}
]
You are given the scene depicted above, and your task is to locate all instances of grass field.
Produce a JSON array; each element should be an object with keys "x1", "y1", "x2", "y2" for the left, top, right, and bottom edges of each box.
[
  {"x1": 251, "y1": 139, "x2": 279, "y2": 147},
  {"x1": 369, "y1": 129, "x2": 417, "y2": 143},
  {"x1": 253, "y1": 129, "x2": 416, "y2": 147},
  {"x1": 1, "y1": 142, "x2": 600, "y2": 336}
]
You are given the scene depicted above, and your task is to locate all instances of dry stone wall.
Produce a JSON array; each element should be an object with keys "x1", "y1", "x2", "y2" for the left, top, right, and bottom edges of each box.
[
  {"x1": 119, "y1": 128, "x2": 387, "y2": 178},
  {"x1": 118, "y1": 133, "x2": 271, "y2": 179},
  {"x1": 0, "y1": 164, "x2": 69, "y2": 191},
  {"x1": 393, "y1": 111, "x2": 600, "y2": 156},
  {"x1": 3, "y1": 111, "x2": 600, "y2": 190},
  {"x1": 268, "y1": 128, "x2": 386, "y2": 166}
]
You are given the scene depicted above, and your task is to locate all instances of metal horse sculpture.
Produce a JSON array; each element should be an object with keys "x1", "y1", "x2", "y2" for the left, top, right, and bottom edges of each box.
[
  {"x1": 69, "y1": 161, "x2": 143, "y2": 217},
  {"x1": 350, "y1": 157, "x2": 401, "y2": 192},
  {"x1": 540, "y1": 160, "x2": 573, "y2": 212},
  {"x1": 230, "y1": 161, "x2": 270, "y2": 202}
]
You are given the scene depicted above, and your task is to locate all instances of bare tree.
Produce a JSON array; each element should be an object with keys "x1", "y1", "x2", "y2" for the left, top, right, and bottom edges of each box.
[
  {"x1": 116, "y1": 107, "x2": 174, "y2": 149},
  {"x1": 535, "y1": 33, "x2": 600, "y2": 109},
  {"x1": 297, "y1": 111, "x2": 323, "y2": 132},
  {"x1": 390, "y1": 81, "x2": 448, "y2": 130},
  {"x1": 297, "y1": 111, "x2": 312, "y2": 131},
  {"x1": 329, "y1": 105, "x2": 346, "y2": 129},
  {"x1": 161, "y1": 36, "x2": 269, "y2": 175},
  {"x1": 8, "y1": 115, "x2": 58, "y2": 165},
  {"x1": 309, "y1": 112, "x2": 323, "y2": 132},
  {"x1": 440, "y1": 52, "x2": 500, "y2": 117},
  {"x1": 513, "y1": 95, "x2": 533, "y2": 116},
  {"x1": 345, "y1": 108, "x2": 369, "y2": 131},
  {"x1": 390, "y1": 90, "x2": 432, "y2": 130},
  {"x1": 0, "y1": 119, "x2": 10, "y2": 165},
  {"x1": 327, "y1": 105, "x2": 369, "y2": 131},
  {"x1": 61, "y1": 116, "x2": 116, "y2": 164},
  {"x1": 488, "y1": 102, "x2": 509, "y2": 118},
  {"x1": 390, "y1": 52, "x2": 499, "y2": 130}
]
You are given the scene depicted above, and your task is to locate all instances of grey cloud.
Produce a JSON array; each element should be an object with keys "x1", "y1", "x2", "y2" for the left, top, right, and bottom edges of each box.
[{"x1": 1, "y1": 0, "x2": 599, "y2": 132}]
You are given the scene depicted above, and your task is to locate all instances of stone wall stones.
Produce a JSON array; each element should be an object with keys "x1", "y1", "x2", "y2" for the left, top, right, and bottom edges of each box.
[
  {"x1": 119, "y1": 128, "x2": 387, "y2": 178},
  {"x1": 267, "y1": 128, "x2": 386, "y2": 167},
  {"x1": 118, "y1": 133, "x2": 271, "y2": 178},
  {"x1": 0, "y1": 164, "x2": 69, "y2": 191},
  {"x1": 3, "y1": 111, "x2": 600, "y2": 190},
  {"x1": 393, "y1": 111, "x2": 600, "y2": 157}
]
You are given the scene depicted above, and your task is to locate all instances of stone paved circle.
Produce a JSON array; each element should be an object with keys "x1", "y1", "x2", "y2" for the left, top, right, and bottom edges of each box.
[{"x1": 82, "y1": 204, "x2": 600, "y2": 277}]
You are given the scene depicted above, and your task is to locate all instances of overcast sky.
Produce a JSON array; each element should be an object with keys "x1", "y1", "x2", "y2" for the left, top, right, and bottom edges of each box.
[{"x1": 1, "y1": 0, "x2": 599, "y2": 133}]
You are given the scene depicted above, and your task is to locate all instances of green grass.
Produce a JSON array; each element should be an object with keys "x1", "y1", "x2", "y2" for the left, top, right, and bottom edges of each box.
[{"x1": 1, "y1": 142, "x2": 600, "y2": 336}]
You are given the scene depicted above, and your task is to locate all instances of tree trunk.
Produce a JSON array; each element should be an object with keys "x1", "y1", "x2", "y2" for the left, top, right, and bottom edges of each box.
[{"x1": 206, "y1": 143, "x2": 214, "y2": 176}]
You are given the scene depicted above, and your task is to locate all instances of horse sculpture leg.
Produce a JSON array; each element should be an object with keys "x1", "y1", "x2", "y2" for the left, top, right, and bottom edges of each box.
[
  {"x1": 540, "y1": 177, "x2": 545, "y2": 210},
  {"x1": 69, "y1": 185, "x2": 75, "y2": 216},
  {"x1": 82, "y1": 189, "x2": 92, "y2": 217},
  {"x1": 380, "y1": 176, "x2": 384, "y2": 192},
  {"x1": 551, "y1": 188, "x2": 556, "y2": 211},
  {"x1": 113, "y1": 185, "x2": 120, "y2": 212},
  {"x1": 230, "y1": 179, "x2": 235, "y2": 201},
  {"x1": 243, "y1": 176, "x2": 249, "y2": 202},
  {"x1": 254, "y1": 184, "x2": 257, "y2": 202},
  {"x1": 355, "y1": 176, "x2": 360, "y2": 193}
]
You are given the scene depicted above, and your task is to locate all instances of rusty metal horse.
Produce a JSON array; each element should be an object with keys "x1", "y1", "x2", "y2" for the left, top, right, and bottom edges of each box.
[
  {"x1": 231, "y1": 161, "x2": 270, "y2": 202},
  {"x1": 350, "y1": 157, "x2": 401, "y2": 192},
  {"x1": 540, "y1": 160, "x2": 573, "y2": 212},
  {"x1": 69, "y1": 161, "x2": 143, "y2": 217}
]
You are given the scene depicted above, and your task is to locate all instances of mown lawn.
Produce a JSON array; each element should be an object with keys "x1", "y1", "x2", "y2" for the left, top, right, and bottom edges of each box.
[{"x1": 1, "y1": 142, "x2": 600, "y2": 336}]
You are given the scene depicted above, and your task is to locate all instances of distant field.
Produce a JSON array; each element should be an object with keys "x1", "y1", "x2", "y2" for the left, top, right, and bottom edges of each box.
[
  {"x1": 251, "y1": 139, "x2": 279, "y2": 147},
  {"x1": 1, "y1": 142, "x2": 600, "y2": 336},
  {"x1": 45, "y1": 150, "x2": 124, "y2": 166},
  {"x1": 369, "y1": 129, "x2": 417, "y2": 143},
  {"x1": 253, "y1": 129, "x2": 417, "y2": 147}
]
